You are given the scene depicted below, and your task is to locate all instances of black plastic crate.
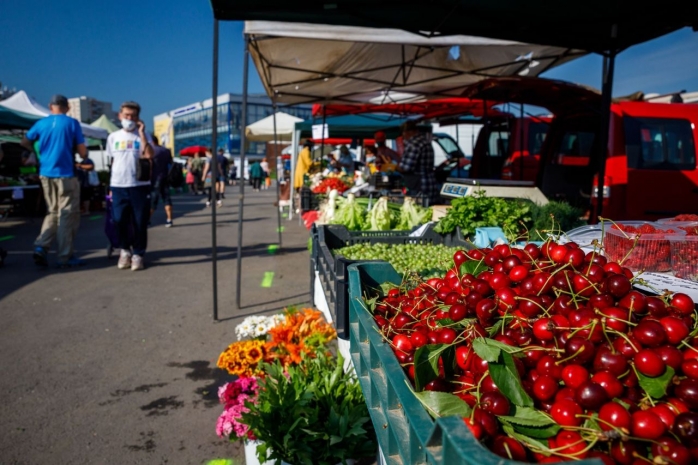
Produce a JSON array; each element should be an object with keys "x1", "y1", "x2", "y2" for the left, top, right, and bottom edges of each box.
[
  {"x1": 300, "y1": 187, "x2": 322, "y2": 211},
  {"x1": 311, "y1": 224, "x2": 471, "y2": 339}
]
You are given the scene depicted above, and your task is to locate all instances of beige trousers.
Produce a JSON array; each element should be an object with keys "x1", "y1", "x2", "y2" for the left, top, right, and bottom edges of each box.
[{"x1": 35, "y1": 177, "x2": 81, "y2": 262}]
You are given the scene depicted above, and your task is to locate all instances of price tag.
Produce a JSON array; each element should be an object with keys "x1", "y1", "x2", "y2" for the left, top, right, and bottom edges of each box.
[
  {"x1": 634, "y1": 272, "x2": 698, "y2": 301},
  {"x1": 311, "y1": 124, "x2": 328, "y2": 140}
]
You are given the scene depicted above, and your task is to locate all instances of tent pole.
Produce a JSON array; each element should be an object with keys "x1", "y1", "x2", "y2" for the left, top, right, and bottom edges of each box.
[
  {"x1": 320, "y1": 105, "x2": 326, "y2": 163},
  {"x1": 289, "y1": 128, "x2": 299, "y2": 221},
  {"x1": 211, "y1": 17, "x2": 220, "y2": 322},
  {"x1": 272, "y1": 102, "x2": 283, "y2": 248},
  {"x1": 236, "y1": 34, "x2": 250, "y2": 309},
  {"x1": 593, "y1": 46, "x2": 616, "y2": 223},
  {"x1": 519, "y1": 103, "x2": 520, "y2": 181}
]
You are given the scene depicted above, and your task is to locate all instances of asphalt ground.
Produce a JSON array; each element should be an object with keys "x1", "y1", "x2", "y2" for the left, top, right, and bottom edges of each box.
[{"x1": 0, "y1": 186, "x2": 312, "y2": 465}]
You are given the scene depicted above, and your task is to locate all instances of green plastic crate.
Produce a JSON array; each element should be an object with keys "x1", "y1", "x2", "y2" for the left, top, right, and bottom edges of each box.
[{"x1": 347, "y1": 262, "x2": 601, "y2": 465}]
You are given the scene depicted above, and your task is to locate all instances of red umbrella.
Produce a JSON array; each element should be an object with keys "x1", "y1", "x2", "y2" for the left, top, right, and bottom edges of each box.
[{"x1": 179, "y1": 145, "x2": 209, "y2": 156}]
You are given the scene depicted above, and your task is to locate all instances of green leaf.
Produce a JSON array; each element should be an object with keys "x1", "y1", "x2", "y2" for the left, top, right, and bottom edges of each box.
[
  {"x1": 583, "y1": 413, "x2": 602, "y2": 433},
  {"x1": 472, "y1": 338, "x2": 520, "y2": 363},
  {"x1": 489, "y1": 352, "x2": 534, "y2": 408},
  {"x1": 637, "y1": 366, "x2": 675, "y2": 399},
  {"x1": 512, "y1": 423, "x2": 560, "y2": 439},
  {"x1": 502, "y1": 424, "x2": 551, "y2": 455},
  {"x1": 487, "y1": 319, "x2": 504, "y2": 337},
  {"x1": 379, "y1": 282, "x2": 399, "y2": 295},
  {"x1": 460, "y1": 259, "x2": 488, "y2": 277},
  {"x1": 413, "y1": 344, "x2": 449, "y2": 392},
  {"x1": 441, "y1": 345, "x2": 457, "y2": 382},
  {"x1": 414, "y1": 391, "x2": 472, "y2": 419},
  {"x1": 498, "y1": 406, "x2": 555, "y2": 427}
]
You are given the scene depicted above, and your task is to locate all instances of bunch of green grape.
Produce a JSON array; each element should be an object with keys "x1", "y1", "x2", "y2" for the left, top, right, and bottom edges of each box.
[{"x1": 334, "y1": 243, "x2": 460, "y2": 276}]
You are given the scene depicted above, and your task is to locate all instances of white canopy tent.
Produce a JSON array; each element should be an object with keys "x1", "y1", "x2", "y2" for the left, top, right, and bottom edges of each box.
[
  {"x1": 245, "y1": 111, "x2": 302, "y2": 142},
  {"x1": 0, "y1": 91, "x2": 108, "y2": 139},
  {"x1": 244, "y1": 21, "x2": 586, "y2": 106}
]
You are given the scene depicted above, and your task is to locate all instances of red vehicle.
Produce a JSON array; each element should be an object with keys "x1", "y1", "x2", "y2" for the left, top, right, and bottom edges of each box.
[{"x1": 464, "y1": 77, "x2": 698, "y2": 221}]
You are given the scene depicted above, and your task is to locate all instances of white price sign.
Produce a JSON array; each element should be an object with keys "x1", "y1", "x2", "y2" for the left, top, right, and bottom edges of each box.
[
  {"x1": 634, "y1": 272, "x2": 698, "y2": 302},
  {"x1": 312, "y1": 124, "x2": 329, "y2": 140}
]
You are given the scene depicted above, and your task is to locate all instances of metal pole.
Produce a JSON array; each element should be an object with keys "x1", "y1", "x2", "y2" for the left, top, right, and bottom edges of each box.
[
  {"x1": 272, "y1": 102, "x2": 283, "y2": 248},
  {"x1": 236, "y1": 35, "x2": 250, "y2": 309},
  {"x1": 519, "y1": 103, "x2": 520, "y2": 181},
  {"x1": 320, "y1": 105, "x2": 327, "y2": 163},
  {"x1": 211, "y1": 18, "x2": 219, "y2": 321},
  {"x1": 593, "y1": 47, "x2": 616, "y2": 222}
]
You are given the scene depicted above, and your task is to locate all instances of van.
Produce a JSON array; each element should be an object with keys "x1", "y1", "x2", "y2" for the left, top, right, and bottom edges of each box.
[{"x1": 462, "y1": 77, "x2": 698, "y2": 221}]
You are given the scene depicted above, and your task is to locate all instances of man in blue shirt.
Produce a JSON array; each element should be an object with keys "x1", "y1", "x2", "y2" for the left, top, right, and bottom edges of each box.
[{"x1": 21, "y1": 94, "x2": 87, "y2": 268}]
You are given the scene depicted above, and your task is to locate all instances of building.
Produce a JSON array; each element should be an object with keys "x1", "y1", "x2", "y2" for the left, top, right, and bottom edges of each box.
[
  {"x1": 67, "y1": 96, "x2": 117, "y2": 124},
  {"x1": 159, "y1": 94, "x2": 311, "y2": 158}
]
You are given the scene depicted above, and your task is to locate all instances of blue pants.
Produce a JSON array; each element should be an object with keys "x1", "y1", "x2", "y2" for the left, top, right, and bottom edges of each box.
[{"x1": 111, "y1": 186, "x2": 150, "y2": 256}]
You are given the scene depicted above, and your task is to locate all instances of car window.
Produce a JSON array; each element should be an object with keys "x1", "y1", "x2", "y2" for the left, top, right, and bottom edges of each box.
[
  {"x1": 552, "y1": 131, "x2": 595, "y2": 166},
  {"x1": 528, "y1": 122, "x2": 549, "y2": 156},
  {"x1": 488, "y1": 130, "x2": 509, "y2": 157},
  {"x1": 624, "y1": 117, "x2": 696, "y2": 171}
]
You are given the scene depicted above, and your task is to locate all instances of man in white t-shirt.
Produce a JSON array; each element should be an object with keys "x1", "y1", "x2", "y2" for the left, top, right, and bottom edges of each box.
[{"x1": 107, "y1": 101, "x2": 153, "y2": 271}]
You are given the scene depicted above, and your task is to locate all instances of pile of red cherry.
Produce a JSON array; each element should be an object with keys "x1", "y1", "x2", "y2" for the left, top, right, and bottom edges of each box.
[{"x1": 369, "y1": 241, "x2": 698, "y2": 464}]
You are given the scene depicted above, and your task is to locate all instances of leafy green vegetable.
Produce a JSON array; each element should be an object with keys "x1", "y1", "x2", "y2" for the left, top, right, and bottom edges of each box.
[
  {"x1": 330, "y1": 193, "x2": 366, "y2": 231},
  {"x1": 396, "y1": 197, "x2": 433, "y2": 230},
  {"x1": 367, "y1": 197, "x2": 393, "y2": 231},
  {"x1": 529, "y1": 201, "x2": 585, "y2": 237},
  {"x1": 434, "y1": 191, "x2": 531, "y2": 241}
]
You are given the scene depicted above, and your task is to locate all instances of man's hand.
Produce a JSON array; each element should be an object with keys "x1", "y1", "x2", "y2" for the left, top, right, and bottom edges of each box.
[{"x1": 137, "y1": 120, "x2": 146, "y2": 133}]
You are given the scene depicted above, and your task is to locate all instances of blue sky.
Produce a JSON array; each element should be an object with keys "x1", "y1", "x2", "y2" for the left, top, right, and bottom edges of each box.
[{"x1": 1, "y1": 0, "x2": 696, "y2": 125}]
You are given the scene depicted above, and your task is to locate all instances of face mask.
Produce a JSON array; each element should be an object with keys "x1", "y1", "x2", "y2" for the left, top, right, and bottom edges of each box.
[{"x1": 121, "y1": 119, "x2": 136, "y2": 131}]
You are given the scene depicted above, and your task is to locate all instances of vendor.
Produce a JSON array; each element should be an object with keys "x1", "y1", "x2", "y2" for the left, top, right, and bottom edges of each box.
[
  {"x1": 397, "y1": 121, "x2": 438, "y2": 205},
  {"x1": 375, "y1": 131, "x2": 400, "y2": 163},
  {"x1": 293, "y1": 139, "x2": 313, "y2": 190},
  {"x1": 337, "y1": 145, "x2": 354, "y2": 173}
]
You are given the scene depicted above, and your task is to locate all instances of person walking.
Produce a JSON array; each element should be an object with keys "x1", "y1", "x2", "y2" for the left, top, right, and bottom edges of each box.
[
  {"x1": 107, "y1": 101, "x2": 153, "y2": 271},
  {"x1": 397, "y1": 121, "x2": 439, "y2": 206},
  {"x1": 217, "y1": 148, "x2": 229, "y2": 199},
  {"x1": 150, "y1": 135, "x2": 174, "y2": 227},
  {"x1": 249, "y1": 160, "x2": 264, "y2": 191},
  {"x1": 185, "y1": 158, "x2": 197, "y2": 194},
  {"x1": 190, "y1": 152, "x2": 205, "y2": 194},
  {"x1": 21, "y1": 94, "x2": 87, "y2": 268},
  {"x1": 75, "y1": 157, "x2": 96, "y2": 215},
  {"x1": 201, "y1": 148, "x2": 225, "y2": 207},
  {"x1": 260, "y1": 158, "x2": 270, "y2": 190}
]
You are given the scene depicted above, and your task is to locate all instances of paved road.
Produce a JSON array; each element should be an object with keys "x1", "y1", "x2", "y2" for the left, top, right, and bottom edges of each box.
[{"x1": 0, "y1": 188, "x2": 311, "y2": 465}]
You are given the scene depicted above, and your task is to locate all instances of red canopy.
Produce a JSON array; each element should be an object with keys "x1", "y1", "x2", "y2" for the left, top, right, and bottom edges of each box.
[
  {"x1": 179, "y1": 145, "x2": 209, "y2": 156},
  {"x1": 308, "y1": 138, "x2": 376, "y2": 146},
  {"x1": 311, "y1": 98, "x2": 503, "y2": 120}
]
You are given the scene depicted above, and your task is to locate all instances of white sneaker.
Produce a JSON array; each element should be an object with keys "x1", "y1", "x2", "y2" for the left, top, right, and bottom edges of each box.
[
  {"x1": 206, "y1": 201, "x2": 211, "y2": 207},
  {"x1": 131, "y1": 254, "x2": 144, "y2": 271},
  {"x1": 118, "y1": 250, "x2": 132, "y2": 269},
  {"x1": 216, "y1": 200, "x2": 223, "y2": 207}
]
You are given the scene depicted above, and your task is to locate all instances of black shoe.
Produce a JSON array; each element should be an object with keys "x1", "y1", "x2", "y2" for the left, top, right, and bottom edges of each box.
[{"x1": 33, "y1": 247, "x2": 48, "y2": 267}]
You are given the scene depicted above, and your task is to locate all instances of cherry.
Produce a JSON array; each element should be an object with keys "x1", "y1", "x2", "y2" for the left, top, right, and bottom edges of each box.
[
  {"x1": 536, "y1": 355, "x2": 562, "y2": 379},
  {"x1": 671, "y1": 293, "x2": 696, "y2": 316},
  {"x1": 491, "y1": 435, "x2": 527, "y2": 461},
  {"x1": 598, "y1": 401, "x2": 631, "y2": 432},
  {"x1": 448, "y1": 303, "x2": 468, "y2": 322},
  {"x1": 646, "y1": 295, "x2": 670, "y2": 318},
  {"x1": 555, "y1": 430, "x2": 588, "y2": 459},
  {"x1": 554, "y1": 386, "x2": 576, "y2": 403},
  {"x1": 633, "y1": 319, "x2": 667, "y2": 347},
  {"x1": 549, "y1": 244, "x2": 569, "y2": 264},
  {"x1": 479, "y1": 391, "x2": 510, "y2": 416},
  {"x1": 610, "y1": 440, "x2": 641, "y2": 465},
  {"x1": 438, "y1": 328, "x2": 457, "y2": 344},
  {"x1": 471, "y1": 279, "x2": 491, "y2": 296},
  {"x1": 565, "y1": 337, "x2": 595, "y2": 364},
  {"x1": 599, "y1": 307, "x2": 631, "y2": 333},
  {"x1": 475, "y1": 298, "x2": 497, "y2": 322},
  {"x1": 455, "y1": 346, "x2": 472, "y2": 371},
  {"x1": 489, "y1": 272, "x2": 511, "y2": 291},
  {"x1": 593, "y1": 349, "x2": 629, "y2": 376},
  {"x1": 631, "y1": 410, "x2": 666, "y2": 439},
  {"x1": 634, "y1": 349, "x2": 666, "y2": 377},
  {"x1": 452, "y1": 250, "x2": 468, "y2": 268},
  {"x1": 532, "y1": 375, "x2": 559, "y2": 401},
  {"x1": 613, "y1": 335, "x2": 642, "y2": 357},
  {"x1": 656, "y1": 345, "x2": 683, "y2": 370},
  {"x1": 473, "y1": 408, "x2": 498, "y2": 438},
  {"x1": 675, "y1": 379, "x2": 698, "y2": 409},
  {"x1": 619, "y1": 290, "x2": 647, "y2": 314},
  {"x1": 660, "y1": 316, "x2": 690, "y2": 345},
  {"x1": 484, "y1": 251, "x2": 502, "y2": 267},
  {"x1": 605, "y1": 274, "x2": 631, "y2": 298},
  {"x1": 592, "y1": 370, "x2": 624, "y2": 398},
  {"x1": 650, "y1": 404, "x2": 677, "y2": 430},
  {"x1": 651, "y1": 437, "x2": 691, "y2": 465},
  {"x1": 674, "y1": 412, "x2": 698, "y2": 447},
  {"x1": 392, "y1": 334, "x2": 414, "y2": 353},
  {"x1": 463, "y1": 417, "x2": 483, "y2": 440},
  {"x1": 550, "y1": 399, "x2": 583, "y2": 427},
  {"x1": 561, "y1": 364, "x2": 589, "y2": 389},
  {"x1": 589, "y1": 293, "x2": 615, "y2": 309},
  {"x1": 575, "y1": 381, "x2": 609, "y2": 410},
  {"x1": 409, "y1": 331, "x2": 428, "y2": 349}
]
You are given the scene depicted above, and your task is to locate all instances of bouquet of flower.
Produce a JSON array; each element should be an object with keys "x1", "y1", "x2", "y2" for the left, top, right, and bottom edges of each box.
[
  {"x1": 215, "y1": 376, "x2": 260, "y2": 441},
  {"x1": 217, "y1": 309, "x2": 337, "y2": 377}
]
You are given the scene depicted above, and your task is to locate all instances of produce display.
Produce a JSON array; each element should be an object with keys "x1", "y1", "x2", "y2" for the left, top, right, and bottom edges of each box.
[
  {"x1": 604, "y1": 223, "x2": 680, "y2": 272},
  {"x1": 323, "y1": 194, "x2": 432, "y2": 231},
  {"x1": 335, "y1": 243, "x2": 460, "y2": 276},
  {"x1": 671, "y1": 226, "x2": 698, "y2": 282},
  {"x1": 360, "y1": 239, "x2": 698, "y2": 463},
  {"x1": 312, "y1": 177, "x2": 350, "y2": 194}
]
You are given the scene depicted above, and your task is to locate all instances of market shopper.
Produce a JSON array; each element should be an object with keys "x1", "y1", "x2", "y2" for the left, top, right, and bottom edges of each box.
[
  {"x1": 249, "y1": 160, "x2": 264, "y2": 191},
  {"x1": 21, "y1": 94, "x2": 87, "y2": 268},
  {"x1": 190, "y1": 152, "x2": 205, "y2": 194},
  {"x1": 375, "y1": 131, "x2": 400, "y2": 163},
  {"x1": 260, "y1": 158, "x2": 270, "y2": 190},
  {"x1": 107, "y1": 101, "x2": 153, "y2": 271},
  {"x1": 150, "y1": 135, "x2": 174, "y2": 227},
  {"x1": 75, "y1": 157, "x2": 96, "y2": 215},
  {"x1": 397, "y1": 121, "x2": 438, "y2": 205},
  {"x1": 337, "y1": 145, "x2": 354, "y2": 173},
  {"x1": 201, "y1": 148, "x2": 227, "y2": 207}
]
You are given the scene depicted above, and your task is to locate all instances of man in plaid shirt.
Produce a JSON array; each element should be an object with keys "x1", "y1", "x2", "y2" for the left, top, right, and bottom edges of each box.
[{"x1": 398, "y1": 121, "x2": 439, "y2": 205}]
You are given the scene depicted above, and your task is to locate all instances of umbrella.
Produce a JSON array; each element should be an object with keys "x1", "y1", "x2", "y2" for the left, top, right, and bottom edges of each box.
[{"x1": 180, "y1": 145, "x2": 209, "y2": 156}]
